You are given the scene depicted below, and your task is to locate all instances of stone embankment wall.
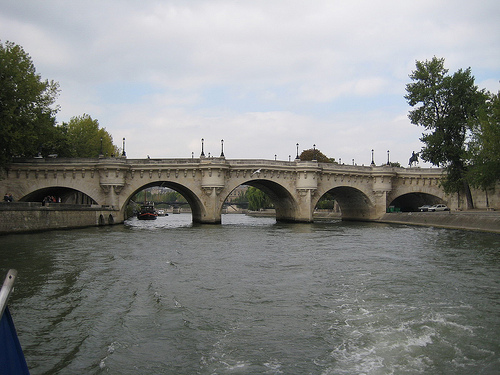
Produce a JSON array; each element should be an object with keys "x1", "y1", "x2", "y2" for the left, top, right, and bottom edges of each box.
[
  {"x1": 0, "y1": 203, "x2": 121, "y2": 235},
  {"x1": 377, "y1": 211, "x2": 500, "y2": 234}
]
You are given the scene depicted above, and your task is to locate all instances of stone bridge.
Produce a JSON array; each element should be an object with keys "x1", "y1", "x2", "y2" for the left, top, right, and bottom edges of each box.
[{"x1": 1, "y1": 157, "x2": 450, "y2": 224}]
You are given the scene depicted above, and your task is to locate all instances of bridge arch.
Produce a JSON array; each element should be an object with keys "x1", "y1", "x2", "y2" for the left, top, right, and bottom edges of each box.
[
  {"x1": 19, "y1": 186, "x2": 98, "y2": 205},
  {"x1": 224, "y1": 179, "x2": 299, "y2": 222},
  {"x1": 3, "y1": 158, "x2": 468, "y2": 225},
  {"x1": 314, "y1": 186, "x2": 376, "y2": 221},
  {"x1": 124, "y1": 181, "x2": 206, "y2": 222},
  {"x1": 389, "y1": 192, "x2": 446, "y2": 212}
]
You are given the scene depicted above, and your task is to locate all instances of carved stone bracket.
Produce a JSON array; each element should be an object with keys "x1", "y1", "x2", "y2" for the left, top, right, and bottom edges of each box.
[
  {"x1": 113, "y1": 185, "x2": 124, "y2": 195},
  {"x1": 100, "y1": 184, "x2": 124, "y2": 195},
  {"x1": 372, "y1": 190, "x2": 388, "y2": 198},
  {"x1": 100, "y1": 185, "x2": 111, "y2": 194},
  {"x1": 202, "y1": 187, "x2": 223, "y2": 196},
  {"x1": 296, "y1": 188, "x2": 317, "y2": 197}
]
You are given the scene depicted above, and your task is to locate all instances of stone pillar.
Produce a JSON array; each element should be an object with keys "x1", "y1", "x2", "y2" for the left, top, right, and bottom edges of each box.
[
  {"x1": 98, "y1": 164, "x2": 127, "y2": 209},
  {"x1": 295, "y1": 168, "x2": 318, "y2": 222},
  {"x1": 371, "y1": 172, "x2": 394, "y2": 219},
  {"x1": 199, "y1": 187, "x2": 223, "y2": 224},
  {"x1": 199, "y1": 161, "x2": 227, "y2": 224},
  {"x1": 295, "y1": 188, "x2": 316, "y2": 222}
]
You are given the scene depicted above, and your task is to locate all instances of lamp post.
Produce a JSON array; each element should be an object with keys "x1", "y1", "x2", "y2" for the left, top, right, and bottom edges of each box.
[
  {"x1": 313, "y1": 144, "x2": 317, "y2": 161},
  {"x1": 296, "y1": 143, "x2": 299, "y2": 160},
  {"x1": 122, "y1": 137, "x2": 126, "y2": 157},
  {"x1": 387, "y1": 150, "x2": 390, "y2": 165},
  {"x1": 99, "y1": 137, "x2": 103, "y2": 157},
  {"x1": 200, "y1": 138, "x2": 205, "y2": 158},
  {"x1": 371, "y1": 149, "x2": 375, "y2": 166},
  {"x1": 220, "y1": 139, "x2": 225, "y2": 158}
]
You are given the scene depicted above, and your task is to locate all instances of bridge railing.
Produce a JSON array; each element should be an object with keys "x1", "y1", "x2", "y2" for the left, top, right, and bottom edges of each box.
[{"x1": 7, "y1": 157, "x2": 444, "y2": 176}]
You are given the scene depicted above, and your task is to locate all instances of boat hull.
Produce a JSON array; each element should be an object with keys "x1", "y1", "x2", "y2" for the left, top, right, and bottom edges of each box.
[{"x1": 137, "y1": 213, "x2": 157, "y2": 220}]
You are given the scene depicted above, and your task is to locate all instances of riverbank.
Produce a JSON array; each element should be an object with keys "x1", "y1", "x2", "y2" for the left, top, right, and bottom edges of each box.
[
  {"x1": 376, "y1": 210, "x2": 500, "y2": 234},
  {"x1": 0, "y1": 202, "x2": 120, "y2": 234},
  {"x1": 249, "y1": 209, "x2": 500, "y2": 234},
  {"x1": 2, "y1": 204, "x2": 498, "y2": 234}
]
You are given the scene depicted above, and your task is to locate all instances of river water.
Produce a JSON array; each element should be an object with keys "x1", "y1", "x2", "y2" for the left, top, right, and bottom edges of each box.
[{"x1": 1, "y1": 214, "x2": 499, "y2": 374}]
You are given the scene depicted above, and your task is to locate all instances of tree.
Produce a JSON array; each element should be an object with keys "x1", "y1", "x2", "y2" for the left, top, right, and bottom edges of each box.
[
  {"x1": 316, "y1": 193, "x2": 335, "y2": 209},
  {"x1": 299, "y1": 148, "x2": 333, "y2": 163},
  {"x1": 0, "y1": 41, "x2": 60, "y2": 167},
  {"x1": 405, "y1": 57, "x2": 486, "y2": 208},
  {"x1": 467, "y1": 91, "x2": 500, "y2": 193},
  {"x1": 63, "y1": 114, "x2": 119, "y2": 157},
  {"x1": 247, "y1": 186, "x2": 273, "y2": 211}
]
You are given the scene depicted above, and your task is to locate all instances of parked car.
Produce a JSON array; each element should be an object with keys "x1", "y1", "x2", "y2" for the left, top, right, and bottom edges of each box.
[
  {"x1": 428, "y1": 204, "x2": 450, "y2": 212},
  {"x1": 418, "y1": 205, "x2": 432, "y2": 212}
]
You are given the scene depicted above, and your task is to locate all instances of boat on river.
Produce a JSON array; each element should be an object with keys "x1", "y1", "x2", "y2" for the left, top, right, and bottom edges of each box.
[
  {"x1": 137, "y1": 203, "x2": 158, "y2": 220},
  {"x1": 157, "y1": 209, "x2": 168, "y2": 216}
]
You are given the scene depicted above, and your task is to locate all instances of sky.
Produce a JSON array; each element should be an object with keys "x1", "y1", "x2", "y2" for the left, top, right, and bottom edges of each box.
[{"x1": 1, "y1": 0, "x2": 499, "y2": 166}]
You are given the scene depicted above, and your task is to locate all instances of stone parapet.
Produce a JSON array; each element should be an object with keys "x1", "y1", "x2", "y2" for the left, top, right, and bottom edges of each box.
[{"x1": 0, "y1": 204, "x2": 120, "y2": 234}]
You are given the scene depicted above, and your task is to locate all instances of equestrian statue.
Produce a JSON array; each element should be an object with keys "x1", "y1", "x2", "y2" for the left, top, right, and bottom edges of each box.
[{"x1": 408, "y1": 151, "x2": 419, "y2": 167}]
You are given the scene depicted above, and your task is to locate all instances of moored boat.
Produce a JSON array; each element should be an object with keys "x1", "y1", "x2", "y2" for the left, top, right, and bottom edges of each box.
[{"x1": 137, "y1": 203, "x2": 158, "y2": 220}]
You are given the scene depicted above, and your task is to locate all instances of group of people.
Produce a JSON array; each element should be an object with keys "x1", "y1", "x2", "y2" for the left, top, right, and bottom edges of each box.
[
  {"x1": 42, "y1": 196, "x2": 61, "y2": 205},
  {"x1": 3, "y1": 193, "x2": 13, "y2": 202}
]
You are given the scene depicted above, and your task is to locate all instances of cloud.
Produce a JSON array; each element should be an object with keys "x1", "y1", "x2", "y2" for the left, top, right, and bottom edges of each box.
[{"x1": 1, "y1": 0, "x2": 498, "y2": 168}]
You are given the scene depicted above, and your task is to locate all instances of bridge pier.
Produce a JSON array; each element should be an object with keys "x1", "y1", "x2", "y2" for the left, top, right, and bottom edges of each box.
[
  {"x1": 197, "y1": 187, "x2": 223, "y2": 224},
  {"x1": 292, "y1": 188, "x2": 315, "y2": 223}
]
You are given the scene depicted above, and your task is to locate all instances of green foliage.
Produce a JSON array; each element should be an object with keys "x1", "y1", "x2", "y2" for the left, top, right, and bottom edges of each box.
[
  {"x1": 232, "y1": 190, "x2": 249, "y2": 204},
  {"x1": 62, "y1": 114, "x2": 119, "y2": 157},
  {"x1": 405, "y1": 57, "x2": 486, "y2": 207},
  {"x1": 467, "y1": 91, "x2": 500, "y2": 190},
  {"x1": 247, "y1": 186, "x2": 273, "y2": 211},
  {"x1": 299, "y1": 148, "x2": 333, "y2": 163},
  {"x1": 161, "y1": 190, "x2": 187, "y2": 203},
  {"x1": 0, "y1": 41, "x2": 60, "y2": 167},
  {"x1": 316, "y1": 193, "x2": 335, "y2": 209},
  {"x1": 0, "y1": 41, "x2": 120, "y2": 164}
]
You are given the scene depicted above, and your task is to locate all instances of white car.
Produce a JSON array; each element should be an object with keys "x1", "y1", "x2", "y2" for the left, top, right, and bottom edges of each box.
[{"x1": 428, "y1": 204, "x2": 450, "y2": 212}]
